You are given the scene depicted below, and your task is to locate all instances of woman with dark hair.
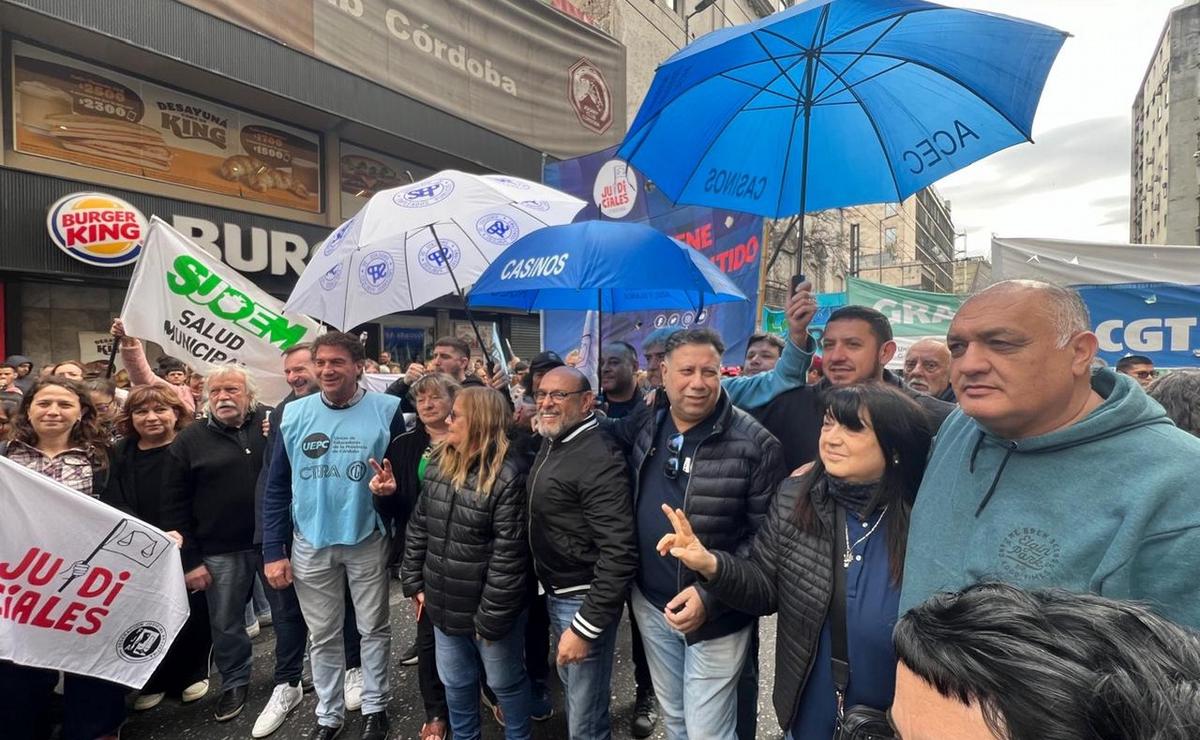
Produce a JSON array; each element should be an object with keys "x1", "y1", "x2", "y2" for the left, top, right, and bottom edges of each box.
[
  {"x1": 370, "y1": 372, "x2": 460, "y2": 740},
  {"x1": 0, "y1": 377, "x2": 124, "y2": 739},
  {"x1": 658, "y1": 383, "x2": 933, "y2": 738},
  {"x1": 398, "y1": 386, "x2": 532, "y2": 740},
  {"x1": 0, "y1": 396, "x2": 18, "y2": 441},
  {"x1": 105, "y1": 385, "x2": 212, "y2": 712}
]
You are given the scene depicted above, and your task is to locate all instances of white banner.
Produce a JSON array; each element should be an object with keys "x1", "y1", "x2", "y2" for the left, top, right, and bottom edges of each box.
[
  {"x1": 122, "y1": 217, "x2": 320, "y2": 404},
  {"x1": 991, "y1": 236, "x2": 1200, "y2": 285},
  {"x1": 0, "y1": 456, "x2": 189, "y2": 689}
]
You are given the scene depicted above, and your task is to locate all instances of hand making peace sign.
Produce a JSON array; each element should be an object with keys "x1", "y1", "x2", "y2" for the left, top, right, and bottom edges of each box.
[
  {"x1": 368, "y1": 457, "x2": 396, "y2": 496},
  {"x1": 656, "y1": 504, "x2": 719, "y2": 579}
]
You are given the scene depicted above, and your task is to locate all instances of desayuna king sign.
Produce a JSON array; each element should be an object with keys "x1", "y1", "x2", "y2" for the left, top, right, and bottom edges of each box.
[{"x1": 121, "y1": 217, "x2": 319, "y2": 402}]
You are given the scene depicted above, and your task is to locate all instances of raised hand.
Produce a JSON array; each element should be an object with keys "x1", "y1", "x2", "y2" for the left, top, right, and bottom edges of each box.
[
  {"x1": 656, "y1": 504, "x2": 718, "y2": 579},
  {"x1": 404, "y1": 363, "x2": 427, "y2": 385},
  {"x1": 786, "y1": 279, "x2": 817, "y2": 347},
  {"x1": 368, "y1": 457, "x2": 396, "y2": 496}
]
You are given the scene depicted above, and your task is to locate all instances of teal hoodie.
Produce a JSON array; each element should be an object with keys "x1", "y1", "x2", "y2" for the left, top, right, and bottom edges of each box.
[{"x1": 900, "y1": 369, "x2": 1200, "y2": 629}]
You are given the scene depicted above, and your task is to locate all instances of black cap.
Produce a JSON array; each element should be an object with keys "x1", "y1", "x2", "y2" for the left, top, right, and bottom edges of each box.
[{"x1": 529, "y1": 351, "x2": 565, "y2": 374}]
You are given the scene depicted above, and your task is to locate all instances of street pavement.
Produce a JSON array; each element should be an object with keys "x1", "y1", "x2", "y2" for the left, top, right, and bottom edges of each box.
[{"x1": 119, "y1": 582, "x2": 781, "y2": 739}]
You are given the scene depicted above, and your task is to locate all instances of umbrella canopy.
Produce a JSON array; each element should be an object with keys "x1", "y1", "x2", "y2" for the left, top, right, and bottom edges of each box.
[
  {"x1": 284, "y1": 171, "x2": 585, "y2": 330},
  {"x1": 466, "y1": 220, "x2": 747, "y2": 312},
  {"x1": 617, "y1": 0, "x2": 1068, "y2": 219}
]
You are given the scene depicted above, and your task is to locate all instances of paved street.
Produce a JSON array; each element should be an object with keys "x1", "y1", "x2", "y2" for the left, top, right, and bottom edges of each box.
[{"x1": 120, "y1": 582, "x2": 781, "y2": 740}]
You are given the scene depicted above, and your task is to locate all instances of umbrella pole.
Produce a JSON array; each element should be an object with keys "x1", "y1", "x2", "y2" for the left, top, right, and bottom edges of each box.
[
  {"x1": 596, "y1": 289, "x2": 604, "y2": 404},
  {"x1": 429, "y1": 224, "x2": 496, "y2": 377}
]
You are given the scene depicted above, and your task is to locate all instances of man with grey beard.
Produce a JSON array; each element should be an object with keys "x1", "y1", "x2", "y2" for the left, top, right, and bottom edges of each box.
[
  {"x1": 527, "y1": 366, "x2": 637, "y2": 739},
  {"x1": 162, "y1": 365, "x2": 271, "y2": 723}
]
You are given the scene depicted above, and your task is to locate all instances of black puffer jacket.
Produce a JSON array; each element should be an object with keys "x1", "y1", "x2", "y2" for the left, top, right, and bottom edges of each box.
[
  {"x1": 607, "y1": 389, "x2": 786, "y2": 644},
  {"x1": 703, "y1": 474, "x2": 836, "y2": 729},
  {"x1": 401, "y1": 449, "x2": 530, "y2": 641}
]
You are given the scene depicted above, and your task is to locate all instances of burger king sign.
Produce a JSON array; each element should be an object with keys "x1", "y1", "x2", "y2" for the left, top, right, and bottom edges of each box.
[{"x1": 47, "y1": 192, "x2": 148, "y2": 267}]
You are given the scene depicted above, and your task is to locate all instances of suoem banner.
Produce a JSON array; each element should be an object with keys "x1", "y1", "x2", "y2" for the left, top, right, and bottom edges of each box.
[
  {"x1": 993, "y1": 237, "x2": 1200, "y2": 367},
  {"x1": 121, "y1": 217, "x2": 319, "y2": 402},
  {"x1": 179, "y1": 0, "x2": 626, "y2": 158}
]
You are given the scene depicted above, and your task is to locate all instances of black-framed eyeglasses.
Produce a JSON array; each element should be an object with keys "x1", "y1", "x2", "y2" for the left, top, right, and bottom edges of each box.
[
  {"x1": 663, "y1": 433, "x2": 685, "y2": 480},
  {"x1": 534, "y1": 389, "x2": 587, "y2": 404}
]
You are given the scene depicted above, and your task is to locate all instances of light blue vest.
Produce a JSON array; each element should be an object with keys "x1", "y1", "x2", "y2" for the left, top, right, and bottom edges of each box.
[{"x1": 279, "y1": 391, "x2": 400, "y2": 549}]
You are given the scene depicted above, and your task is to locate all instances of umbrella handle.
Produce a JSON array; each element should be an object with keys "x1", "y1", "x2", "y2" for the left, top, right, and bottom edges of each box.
[{"x1": 430, "y1": 225, "x2": 497, "y2": 378}]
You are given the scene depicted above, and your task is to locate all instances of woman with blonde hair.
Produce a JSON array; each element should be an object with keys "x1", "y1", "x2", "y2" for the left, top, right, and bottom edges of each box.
[{"x1": 397, "y1": 386, "x2": 532, "y2": 740}]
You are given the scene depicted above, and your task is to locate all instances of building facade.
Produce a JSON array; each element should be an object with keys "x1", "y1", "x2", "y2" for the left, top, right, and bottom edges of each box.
[
  {"x1": 0, "y1": 0, "x2": 627, "y2": 368},
  {"x1": 1131, "y1": 0, "x2": 1200, "y2": 245}
]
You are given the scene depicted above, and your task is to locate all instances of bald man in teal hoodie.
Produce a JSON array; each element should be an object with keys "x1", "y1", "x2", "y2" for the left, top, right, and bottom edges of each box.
[{"x1": 901, "y1": 281, "x2": 1200, "y2": 629}]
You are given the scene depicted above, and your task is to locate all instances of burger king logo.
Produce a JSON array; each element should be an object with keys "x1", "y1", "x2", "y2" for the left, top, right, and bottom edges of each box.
[{"x1": 46, "y1": 193, "x2": 147, "y2": 267}]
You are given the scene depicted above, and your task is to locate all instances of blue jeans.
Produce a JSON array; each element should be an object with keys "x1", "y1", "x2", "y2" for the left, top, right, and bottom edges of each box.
[
  {"x1": 434, "y1": 611, "x2": 531, "y2": 740},
  {"x1": 631, "y1": 586, "x2": 751, "y2": 740},
  {"x1": 204, "y1": 550, "x2": 259, "y2": 689},
  {"x1": 547, "y1": 594, "x2": 620, "y2": 740}
]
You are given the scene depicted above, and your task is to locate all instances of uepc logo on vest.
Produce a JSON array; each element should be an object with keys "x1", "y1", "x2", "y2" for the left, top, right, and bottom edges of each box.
[
  {"x1": 47, "y1": 192, "x2": 148, "y2": 267},
  {"x1": 302, "y1": 433, "x2": 331, "y2": 459}
]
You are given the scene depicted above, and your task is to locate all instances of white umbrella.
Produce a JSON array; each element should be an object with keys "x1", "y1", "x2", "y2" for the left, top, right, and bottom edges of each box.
[{"x1": 284, "y1": 171, "x2": 585, "y2": 338}]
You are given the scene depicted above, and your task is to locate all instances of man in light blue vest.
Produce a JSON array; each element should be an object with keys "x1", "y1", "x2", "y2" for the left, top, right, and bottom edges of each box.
[{"x1": 263, "y1": 331, "x2": 406, "y2": 740}]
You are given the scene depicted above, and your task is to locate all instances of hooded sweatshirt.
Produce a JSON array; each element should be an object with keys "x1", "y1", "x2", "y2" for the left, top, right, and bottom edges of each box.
[
  {"x1": 6, "y1": 355, "x2": 34, "y2": 394},
  {"x1": 900, "y1": 369, "x2": 1200, "y2": 629}
]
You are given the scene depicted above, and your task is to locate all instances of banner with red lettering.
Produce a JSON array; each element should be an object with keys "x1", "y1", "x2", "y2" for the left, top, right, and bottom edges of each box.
[
  {"x1": 0, "y1": 457, "x2": 189, "y2": 688},
  {"x1": 543, "y1": 147, "x2": 763, "y2": 363}
]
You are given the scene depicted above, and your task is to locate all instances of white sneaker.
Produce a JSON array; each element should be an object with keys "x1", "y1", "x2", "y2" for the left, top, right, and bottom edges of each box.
[
  {"x1": 133, "y1": 692, "x2": 165, "y2": 711},
  {"x1": 343, "y1": 667, "x2": 364, "y2": 712},
  {"x1": 181, "y1": 679, "x2": 210, "y2": 703},
  {"x1": 251, "y1": 682, "x2": 303, "y2": 738},
  {"x1": 246, "y1": 618, "x2": 261, "y2": 638}
]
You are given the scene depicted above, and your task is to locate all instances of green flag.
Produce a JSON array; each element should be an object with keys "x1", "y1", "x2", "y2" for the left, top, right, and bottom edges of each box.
[{"x1": 846, "y1": 278, "x2": 961, "y2": 338}]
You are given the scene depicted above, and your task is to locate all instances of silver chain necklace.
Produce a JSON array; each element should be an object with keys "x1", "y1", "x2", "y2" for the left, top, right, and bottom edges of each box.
[{"x1": 843, "y1": 505, "x2": 889, "y2": 569}]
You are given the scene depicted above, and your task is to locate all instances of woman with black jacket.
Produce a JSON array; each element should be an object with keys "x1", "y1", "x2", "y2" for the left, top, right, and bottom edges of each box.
[
  {"x1": 657, "y1": 384, "x2": 933, "y2": 738},
  {"x1": 0, "y1": 377, "x2": 125, "y2": 740},
  {"x1": 397, "y1": 386, "x2": 532, "y2": 740},
  {"x1": 371, "y1": 372, "x2": 460, "y2": 740},
  {"x1": 105, "y1": 385, "x2": 212, "y2": 713}
]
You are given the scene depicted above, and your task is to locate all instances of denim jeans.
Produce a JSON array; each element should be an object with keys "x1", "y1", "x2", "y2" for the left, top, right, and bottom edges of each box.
[
  {"x1": 434, "y1": 610, "x2": 531, "y2": 740},
  {"x1": 630, "y1": 586, "x2": 751, "y2": 740},
  {"x1": 203, "y1": 550, "x2": 259, "y2": 689},
  {"x1": 291, "y1": 531, "x2": 391, "y2": 727},
  {"x1": 547, "y1": 594, "x2": 620, "y2": 740}
]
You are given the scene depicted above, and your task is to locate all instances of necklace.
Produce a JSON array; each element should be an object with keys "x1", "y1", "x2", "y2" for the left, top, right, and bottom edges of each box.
[{"x1": 843, "y1": 505, "x2": 889, "y2": 569}]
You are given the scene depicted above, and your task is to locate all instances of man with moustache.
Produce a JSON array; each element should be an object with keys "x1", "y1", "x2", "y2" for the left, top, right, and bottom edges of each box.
[
  {"x1": 900, "y1": 281, "x2": 1200, "y2": 629},
  {"x1": 162, "y1": 365, "x2": 271, "y2": 722},
  {"x1": 263, "y1": 332, "x2": 405, "y2": 740},
  {"x1": 750, "y1": 306, "x2": 955, "y2": 471},
  {"x1": 903, "y1": 338, "x2": 955, "y2": 402},
  {"x1": 528, "y1": 366, "x2": 637, "y2": 739}
]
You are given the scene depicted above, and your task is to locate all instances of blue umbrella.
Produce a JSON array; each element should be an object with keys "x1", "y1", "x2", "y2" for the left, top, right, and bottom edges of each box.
[
  {"x1": 617, "y1": 0, "x2": 1067, "y2": 258},
  {"x1": 467, "y1": 220, "x2": 747, "y2": 313}
]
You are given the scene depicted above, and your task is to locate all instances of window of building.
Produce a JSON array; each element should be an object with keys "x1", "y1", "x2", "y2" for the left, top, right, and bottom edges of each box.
[
  {"x1": 884, "y1": 202, "x2": 898, "y2": 218},
  {"x1": 884, "y1": 227, "x2": 898, "y2": 248}
]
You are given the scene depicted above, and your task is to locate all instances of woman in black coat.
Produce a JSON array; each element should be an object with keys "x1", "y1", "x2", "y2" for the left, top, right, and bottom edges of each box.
[
  {"x1": 393, "y1": 386, "x2": 531, "y2": 740},
  {"x1": 657, "y1": 384, "x2": 933, "y2": 738},
  {"x1": 105, "y1": 384, "x2": 212, "y2": 712}
]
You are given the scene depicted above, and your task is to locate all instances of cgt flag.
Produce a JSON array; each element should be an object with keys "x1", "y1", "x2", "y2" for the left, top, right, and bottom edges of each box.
[
  {"x1": 0, "y1": 457, "x2": 188, "y2": 689},
  {"x1": 121, "y1": 217, "x2": 319, "y2": 403}
]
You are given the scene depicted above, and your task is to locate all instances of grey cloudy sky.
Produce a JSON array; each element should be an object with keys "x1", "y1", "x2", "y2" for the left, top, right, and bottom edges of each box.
[{"x1": 933, "y1": 0, "x2": 1180, "y2": 256}]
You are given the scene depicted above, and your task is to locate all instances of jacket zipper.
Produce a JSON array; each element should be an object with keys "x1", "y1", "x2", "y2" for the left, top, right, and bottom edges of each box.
[
  {"x1": 676, "y1": 429, "x2": 717, "y2": 597},
  {"x1": 526, "y1": 440, "x2": 554, "y2": 585}
]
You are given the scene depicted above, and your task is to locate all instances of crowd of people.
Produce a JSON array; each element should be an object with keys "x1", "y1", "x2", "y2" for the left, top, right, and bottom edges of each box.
[{"x1": 1, "y1": 277, "x2": 1199, "y2": 740}]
